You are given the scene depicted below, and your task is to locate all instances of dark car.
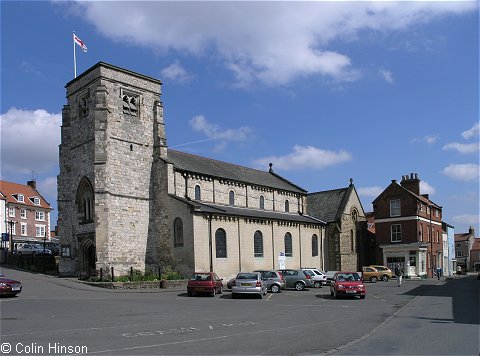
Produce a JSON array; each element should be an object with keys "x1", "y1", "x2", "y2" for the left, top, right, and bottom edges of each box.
[
  {"x1": 0, "y1": 272, "x2": 22, "y2": 297},
  {"x1": 330, "y1": 271, "x2": 365, "y2": 299},
  {"x1": 187, "y1": 272, "x2": 223, "y2": 297},
  {"x1": 254, "y1": 270, "x2": 286, "y2": 293},
  {"x1": 278, "y1": 269, "x2": 315, "y2": 291}
]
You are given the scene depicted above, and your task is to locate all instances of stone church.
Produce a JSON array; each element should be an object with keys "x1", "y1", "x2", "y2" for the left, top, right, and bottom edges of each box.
[{"x1": 58, "y1": 62, "x2": 336, "y2": 279}]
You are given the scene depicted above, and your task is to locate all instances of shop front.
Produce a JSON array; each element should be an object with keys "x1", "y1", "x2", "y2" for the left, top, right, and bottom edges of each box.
[{"x1": 380, "y1": 242, "x2": 428, "y2": 278}]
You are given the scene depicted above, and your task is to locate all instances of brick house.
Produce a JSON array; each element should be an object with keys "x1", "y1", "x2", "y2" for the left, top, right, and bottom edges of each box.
[
  {"x1": 454, "y1": 227, "x2": 476, "y2": 272},
  {"x1": 469, "y1": 237, "x2": 480, "y2": 271},
  {"x1": 0, "y1": 180, "x2": 53, "y2": 252},
  {"x1": 372, "y1": 173, "x2": 443, "y2": 278}
]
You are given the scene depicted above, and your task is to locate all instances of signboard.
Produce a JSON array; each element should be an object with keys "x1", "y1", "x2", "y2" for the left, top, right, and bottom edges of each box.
[
  {"x1": 1, "y1": 233, "x2": 9, "y2": 242},
  {"x1": 278, "y1": 251, "x2": 286, "y2": 269}
]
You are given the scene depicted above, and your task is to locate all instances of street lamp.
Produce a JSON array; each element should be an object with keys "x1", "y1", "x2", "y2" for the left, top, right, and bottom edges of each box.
[{"x1": 7, "y1": 220, "x2": 14, "y2": 254}]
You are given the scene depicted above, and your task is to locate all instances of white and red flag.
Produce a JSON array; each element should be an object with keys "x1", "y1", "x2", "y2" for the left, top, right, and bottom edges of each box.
[{"x1": 73, "y1": 33, "x2": 88, "y2": 52}]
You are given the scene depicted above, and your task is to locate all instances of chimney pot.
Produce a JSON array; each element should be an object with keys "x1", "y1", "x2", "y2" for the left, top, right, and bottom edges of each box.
[
  {"x1": 410, "y1": 173, "x2": 414, "y2": 179},
  {"x1": 27, "y1": 180, "x2": 36, "y2": 190}
]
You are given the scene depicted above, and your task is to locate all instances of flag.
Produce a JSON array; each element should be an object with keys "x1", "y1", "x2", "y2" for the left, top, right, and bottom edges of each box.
[{"x1": 73, "y1": 33, "x2": 88, "y2": 53}]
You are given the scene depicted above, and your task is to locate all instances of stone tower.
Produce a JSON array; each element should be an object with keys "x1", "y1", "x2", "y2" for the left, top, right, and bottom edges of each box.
[{"x1": 58, "y1": 62, "x2": 170, "y2": 277}]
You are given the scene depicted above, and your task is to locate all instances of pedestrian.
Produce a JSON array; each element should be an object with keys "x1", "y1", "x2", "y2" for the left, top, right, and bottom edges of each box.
[
  {"x1": 436, "y1": 266, "x2": 441, "y2": 280},
  {"x1": 394, "y1": 264, "x2": 404, "y2": 287}
]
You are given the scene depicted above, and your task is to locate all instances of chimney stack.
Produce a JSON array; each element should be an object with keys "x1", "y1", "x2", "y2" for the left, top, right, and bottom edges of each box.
[
  {"x1": 27, "y1": 180, "x2": 36, "y2": 190},
  {"x1": 400, "y1": 172, "x2": 420, "y2": 195}
]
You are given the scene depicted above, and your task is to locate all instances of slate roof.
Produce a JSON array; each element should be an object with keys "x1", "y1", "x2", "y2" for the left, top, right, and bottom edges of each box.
[
  {"x1": 169, "y1": 195, "x2": 325, "y2": 225},
  {"x1": 167, "y1": 150, "x2": 306, "y2": 194},
  {"x1": 306, "y1": 188, "x2": 350, "y2": 223}
]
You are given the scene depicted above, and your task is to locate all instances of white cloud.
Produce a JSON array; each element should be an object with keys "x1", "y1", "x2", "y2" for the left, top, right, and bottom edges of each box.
[
  {"x1": 451, "y1": 214, "x2": 479, "y2": 226},
  {"x1": 1, "y1": 108, "x2": 61, "y2": 174},
  {"x1": 254, "y1": 145, "x2": 352, "y2": 171},
  {"x1": 441, "y1": 163, "x2": 479, "y2": 181},
  {"x1": 189, "y1": 115, "x2": 252, "y2": 142},
  {"x1": 443, "y1": 142, "x2": 480, "y2": 154},
  {"x1": 420, "y1": 181, "x2": 436, "y2": 195},
  {"x1": 424, "y1": 135, "x2": 438, "y2": 145},
  {"x1": 461, "y1": 122, "x2": 480, "y2": 140},
  {"x1": 161, "y1": 61, "x2": 194, "y2": 83},
  {"x1": 358, "y1": 186, "x2": 384, "y2": 198},
  {"x1": 378, "y1": 69, "x2": 394, "y2": 84},
  {"x1": 67, "y1": 1, "x2": 475, "y2": 87}
]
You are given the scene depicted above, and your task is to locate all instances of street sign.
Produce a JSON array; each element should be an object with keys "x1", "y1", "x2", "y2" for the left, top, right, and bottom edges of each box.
[{"x1": 1, "y1": 233, "x2": 9, "y2": 242}]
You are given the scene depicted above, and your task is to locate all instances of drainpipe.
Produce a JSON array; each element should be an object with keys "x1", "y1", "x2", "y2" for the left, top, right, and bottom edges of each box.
[
  {"x1": 271, "y1": 221, "x2": 275, "y2": 269},
  {"x1": 208, "y1": 214, "x2": 213, "y2": 272},
  {"x1": 237, "y1": 218, "x2": 241, "y2": 272},
  {"x1": 298, "y1": 223, "x2": 302, "y2": 268}
]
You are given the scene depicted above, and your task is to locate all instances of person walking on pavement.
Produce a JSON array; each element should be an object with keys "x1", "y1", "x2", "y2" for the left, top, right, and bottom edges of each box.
[{"x1": 395, "y1": 264, "x2": 404, "y2": 287}]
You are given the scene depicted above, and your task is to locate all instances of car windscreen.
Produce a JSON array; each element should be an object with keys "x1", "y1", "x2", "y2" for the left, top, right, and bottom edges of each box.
[
  {"x1": 190, "y1": 274, "x2": 212, "y2": 281},
  {"x1": 236, "y1": 273, "x2": 258, "y2": 280},
  {"x1": 336, "y1": 273, "x2": 361, "y2": 282}
]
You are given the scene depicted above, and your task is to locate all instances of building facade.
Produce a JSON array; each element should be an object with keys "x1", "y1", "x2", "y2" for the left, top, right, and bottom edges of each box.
[
  {"x1": 442, "y1": 222, "x2": 455, "y2": 277},
  {"x1": 372, "y1": 174, "x2": 443, "y2": 278},
  {"x1": 454, "y1": 227, "x2": 476, "y2": 272},
  {"x1": 0, "y1": 180, "x2": 52, "y2": 252},
  {"x1": 306, "y1": 180, "x2": 368, "y2": 271},
  {"x1": 58, "y1": 62, "x2": 326, "y2": 279}
]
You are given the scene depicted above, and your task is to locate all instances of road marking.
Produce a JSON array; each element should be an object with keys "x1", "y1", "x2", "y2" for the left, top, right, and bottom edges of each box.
[
  {"x1": 266, "y1": 294, "x2": 273, "y2": 302},
  {"x1": 368, "y1": 293, "x2": 386, "y2": 302}
]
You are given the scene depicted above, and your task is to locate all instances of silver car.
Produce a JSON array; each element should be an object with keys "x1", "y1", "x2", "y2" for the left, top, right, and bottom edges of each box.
[
  {"x1": 254, "y1": 270, "x2": 286, "y2": 293},
  {"x1": 231, "y1": 272, "x2": 268, "y2": 299}
]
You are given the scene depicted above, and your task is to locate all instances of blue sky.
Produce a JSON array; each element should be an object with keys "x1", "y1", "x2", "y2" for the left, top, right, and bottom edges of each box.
[{"x1": 1, "y1": 1, "x2": 479, "y2": 235}]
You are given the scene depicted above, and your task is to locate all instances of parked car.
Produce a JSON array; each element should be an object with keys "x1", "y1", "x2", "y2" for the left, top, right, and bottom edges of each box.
[
  {"x1": 227, "y1": 277, "x2": 236, "y2": 289},
  {"x1": 330, "y1": 271, "x2": 365, "y2": 299},
  {"x1": 16, "y1": 244, "x2": 52, "y2": 255},
  {"x1": 361, "y1": 266, "x2": 381, "y2": 283},
  {"x1": 187, "y1": 272, "x2": 223, "y2": 297},
  {"x1": 302, "y1": 268, "x2": 327, "y2": 288},
  {"x1": 254, "y1": 270, "x2": 286, "y2": 293},
  {"x1": 231, "y1": 272, "x2": 267, "y2": 299},
  {"x1": 0, "y1": 272, "x2": 22, "y2": 297},
  {"x1": 369, "y1": 265, "x2": 393, "y2": 282},
  {"x1": 278, "y1": 269, "x2": 314, "y2": 291},
  {"x1": 324, "y1": 271, "x2": 338, "y2": 285}
]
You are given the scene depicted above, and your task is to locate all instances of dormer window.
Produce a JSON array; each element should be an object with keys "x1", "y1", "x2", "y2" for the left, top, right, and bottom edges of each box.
[
  {"x1": 17, "y1": 194, "x2": 24, "y2": 203},
  {"x1": 29, "y1": 197, "x2": 41, "y2": 206}
]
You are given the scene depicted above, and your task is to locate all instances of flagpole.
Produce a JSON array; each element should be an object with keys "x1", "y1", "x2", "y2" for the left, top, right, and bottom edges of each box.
[{"x1": 73, "y1": 32, "x2": 77, "y2": 78}]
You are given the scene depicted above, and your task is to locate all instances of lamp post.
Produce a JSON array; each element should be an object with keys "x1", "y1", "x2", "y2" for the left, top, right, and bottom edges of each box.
[{"x1": 8, "y1": 220, "x2": 14, "y2": 254}]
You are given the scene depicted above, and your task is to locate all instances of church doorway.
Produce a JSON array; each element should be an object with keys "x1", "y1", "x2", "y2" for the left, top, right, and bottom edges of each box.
[{"x1": 78, "y1": 236, "x2": 96, "y2": 278}]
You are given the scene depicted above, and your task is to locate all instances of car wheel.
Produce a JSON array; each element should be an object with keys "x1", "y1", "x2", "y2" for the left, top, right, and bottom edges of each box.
[
  {"x1": 218, "y1": 286, "x2": 223, "y2": 294},
  {"x1": 258, "y1": 293, "x2": 263, "y2": 299},
  {"x1": 370, "y1": 276, "x2": 378, "y2": 283},
  {"x1": 330, "y1": 290, "x2": 334, "y2": 297},
  {"x1": 187, "y1": 291, "x2": 193, "y2": 297},
  {"x1": 314, "y1": 281, "x2": 321, "y2": 288},
  {"x1": 381, "y1": 275, "x2": 389, "y2": 282},
  {"x1": 360, "y1": 295, "x2": 365, "y2": 299},
  {"x1": 210, "y1": 290, "x2": 215, "y2": 297},
  {"x1": 270, "y1": 284, "x2": 280, "y2": 293},
  {"x1": 334, "y1": 290, "x2": 338, "y2": 299},
  {"x1": 294, "y1": 282, "x2": 305, "y2": 291},
  {"x1": 232, "y1": 293, "x2": 237, "y2": 299}
]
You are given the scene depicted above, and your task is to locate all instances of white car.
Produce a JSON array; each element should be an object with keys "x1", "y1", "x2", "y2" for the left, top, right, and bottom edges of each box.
[
  {"x1": 16, "y1": 244, "x2": 52, "y2": 255},
  {"x1": 302, "y1": 268, "x2": 327, "y2": 288}
]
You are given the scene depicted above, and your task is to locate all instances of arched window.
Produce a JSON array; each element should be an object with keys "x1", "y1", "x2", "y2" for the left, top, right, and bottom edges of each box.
[
  {"x1": 312, "y1": 234, "x2": 318, "y2": 257},
  {"x1": 259, "y1": 195, "x2": 265, "y2": 210},
  {"x1": 174, "y1": 218, "x2": 184, "y2": 247},
  {"x1": 215, "y1": 228, "x2": 227, "y2": 258},
  {"x1": 194, "y1": 185, "x2": 201, "y2": 200},
  {"x1": 76, "y1": 177, "x2": 94, "y2": 224},
  {"x1": 351, "y1": 208, "x2": 358, "y2": 221},
  {"x1": 284, "y1": 232, "x2": 292, "y2": 257},
  {"x1": 285, "y1": 200, "x2": 290, "y2": 212},
  {"x1": 254, "y1": 230, "x2": 263, "y2": 257},
  {"x1": 229, "y1": 190, "x2": 235, "y2": 206}
]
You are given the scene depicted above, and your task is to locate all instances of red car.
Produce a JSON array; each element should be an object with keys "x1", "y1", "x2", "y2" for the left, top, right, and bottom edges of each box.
[
  {"x1": 187, "y1": 272, "x2": 223, "y2": 297},
  {"x1": 0, "y1": 272, "x2": 22, "y2": 297},
  {"x1": 330, "y1": 271, "x2": 365, "y2": 299}
]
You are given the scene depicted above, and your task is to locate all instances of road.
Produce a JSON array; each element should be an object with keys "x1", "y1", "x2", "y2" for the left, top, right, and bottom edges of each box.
[{"x1": 0, "y1": 267, "x2": 478, "y2": 355}]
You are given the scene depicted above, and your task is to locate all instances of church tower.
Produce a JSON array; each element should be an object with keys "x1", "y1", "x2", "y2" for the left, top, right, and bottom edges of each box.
[{"x1": 58, "y1": 62, "x2": 170, "y2": 277}]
